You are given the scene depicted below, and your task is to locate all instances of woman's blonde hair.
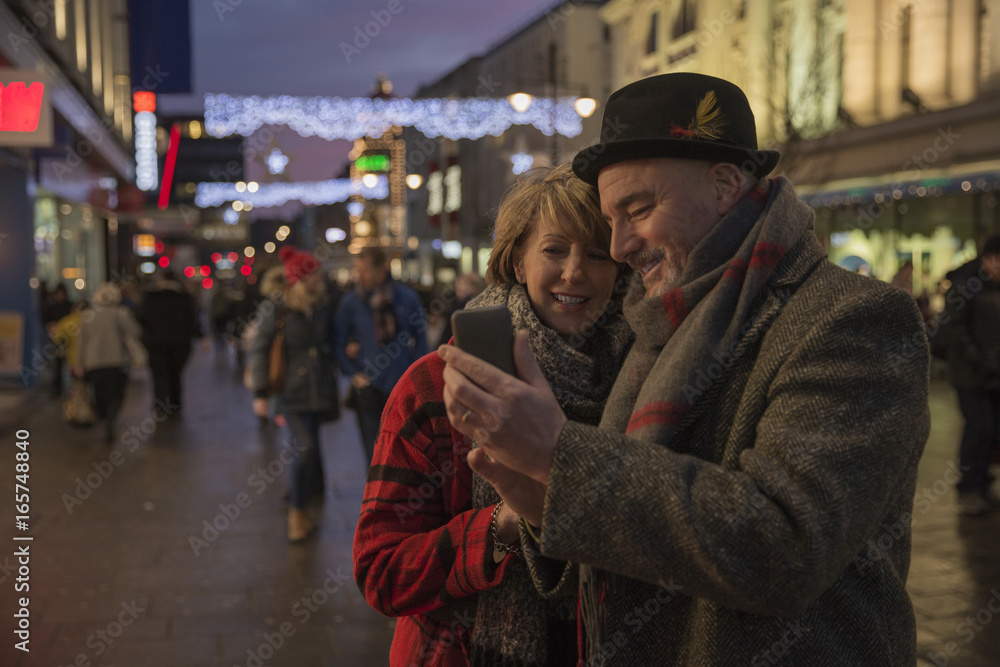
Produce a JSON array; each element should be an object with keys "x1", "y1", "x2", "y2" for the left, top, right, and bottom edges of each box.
[
  {"x1": 486, "y1": 164, "x2": 611, "y2": 285},
  {"x1": 284, "y1": 278, "x2": 324, "y2": 314}
]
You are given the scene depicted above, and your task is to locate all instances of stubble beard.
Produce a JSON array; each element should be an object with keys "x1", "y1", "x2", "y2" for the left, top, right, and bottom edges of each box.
[{"x1": 639, "y1": 241, "x2": 691, "y2": 299}]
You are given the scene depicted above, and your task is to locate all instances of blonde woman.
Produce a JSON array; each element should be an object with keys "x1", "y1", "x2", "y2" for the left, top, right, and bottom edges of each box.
[
  {"x1": 354, "y1": 165, "x2": 633, "y2": 666},
  {"x1": 248, "y1": 247, "x2": 340, "y2": 542},
  {"x1": 76, "y1": 283, "x2": 144, "y2": 442}
]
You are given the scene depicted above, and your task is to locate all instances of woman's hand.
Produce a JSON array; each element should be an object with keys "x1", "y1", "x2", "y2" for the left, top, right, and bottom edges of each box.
[
  {"x1": 493, "y1": 499, "x2": 522, "y2": 545},
  {"x1": 469, "y1": 448, "x2": 546, "y2": 528}
]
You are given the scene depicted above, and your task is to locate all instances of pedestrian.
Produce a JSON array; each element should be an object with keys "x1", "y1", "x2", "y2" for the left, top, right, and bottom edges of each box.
[
  {"x1": 76, "y1": 283, "x2": 144, "y2": 442},
  {"x1": 42, "y1": 283, "x2": 73, "y2": 397},
  {"x1": 891, "y1": 259, "x2": 915, "y2": 296},
  {"x1": 354, "y1": 164, "x2": 633, "y2": 666},
  {"x1": 440, "y1": 73, "x2": 930, "y2": 665},
  {"x1": 136, "y1": 268, "x2": 202, "y2": 418},
  {"x1": 435, "y1": 272, "x2": 487, "y2": 347},
  {"x1": 248, "y1": 246, "x2": 340, "y2": 542},
  {"x1": 51, "y1": 300, "x2": 87, "y2": 376},
  {"x1": 939, "y1": 234, "x2": 1000, "y2": 515},
  {"x1": 333, "y1": 247, "x2": 428, "y2": 465},
  {"x1": 210, "y1": 282, "x2": 235, "y2": 356}
]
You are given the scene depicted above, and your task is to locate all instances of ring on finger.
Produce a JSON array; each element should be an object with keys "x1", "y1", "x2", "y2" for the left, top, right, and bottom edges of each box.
[{"x1": 461, "y1": 409, "x2": 474, "y2": 424}]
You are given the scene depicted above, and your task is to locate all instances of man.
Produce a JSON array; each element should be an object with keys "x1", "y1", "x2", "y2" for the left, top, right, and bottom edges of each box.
[
  {"x1": 440, "y1": 73, "x2": 930, "y2": 665},
  {"x1": 940, "y1": 234, "x2": 1000, "y2": 515},
  {"x1": 136, "y1": 268, "x2": 201, "y2": 417},
  {"x1": 334, "y1": 247, "x2": 428, "y2": 464}
]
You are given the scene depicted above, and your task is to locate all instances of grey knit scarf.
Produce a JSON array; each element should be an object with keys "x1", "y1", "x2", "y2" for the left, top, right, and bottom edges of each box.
[
  {"x1": 467, "y1": 281, "x2": 633, "y2": 667},
  {"x1": 579, "y1": 177, "x2": 815, "y2": 664}
]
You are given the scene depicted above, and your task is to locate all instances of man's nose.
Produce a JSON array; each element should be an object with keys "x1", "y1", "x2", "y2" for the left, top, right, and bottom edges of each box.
[{"x1": 610, "y1": 223, "x2": 638, "y2": 263}]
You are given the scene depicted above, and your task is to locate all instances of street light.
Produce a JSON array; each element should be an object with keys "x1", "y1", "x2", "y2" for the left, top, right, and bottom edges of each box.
[
  {"x1": 504, "y1": 92, "x2": 597, "y2": 118},
  {"x1": 507, "y1": 42, "x2": 599, "y2": 165}
]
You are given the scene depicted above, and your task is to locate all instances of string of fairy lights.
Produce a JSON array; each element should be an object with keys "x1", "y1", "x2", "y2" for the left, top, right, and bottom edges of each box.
[
  {"x1": 196, "y1": 93, "x2": 596, "y2": 212},
  {"x1": 195, "y1": 176, "x2": 388, "y2": 209},
  {"x1": 203, "y1": 93, "x2": 591, "y2": 141}
]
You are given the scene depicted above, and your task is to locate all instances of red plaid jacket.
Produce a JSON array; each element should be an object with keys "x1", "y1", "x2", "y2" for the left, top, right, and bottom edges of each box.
[{"x1": 354, "y1": 351, "x2": 514, "y2": 666}]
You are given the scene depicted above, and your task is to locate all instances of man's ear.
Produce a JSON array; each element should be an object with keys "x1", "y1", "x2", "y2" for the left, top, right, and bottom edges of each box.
[{"x1": 710, "y1": 163, "x2": 747, "y2": 216}]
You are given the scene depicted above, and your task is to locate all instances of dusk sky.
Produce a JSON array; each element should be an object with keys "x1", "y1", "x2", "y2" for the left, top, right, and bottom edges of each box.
[
  {"x1": 155, "y1": 0, "x2": 557, "y2": 192},
  {"x1": 160, "y1": 0, "x2": 552, "y2": 112}
]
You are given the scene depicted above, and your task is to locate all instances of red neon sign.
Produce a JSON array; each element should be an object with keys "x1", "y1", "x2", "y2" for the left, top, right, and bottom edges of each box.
[
  {"x1": 158, "y1": 123, "x2": 181, "y2": 211},
  {"x1": 0, "y1": 82, "x2": 44, "y2": 132}
]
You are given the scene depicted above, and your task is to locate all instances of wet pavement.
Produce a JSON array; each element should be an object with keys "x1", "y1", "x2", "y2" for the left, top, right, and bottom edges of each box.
[
  {"x1": 2, "y1": 347, "x2": 394, "y2": 667},
  {"x1": 0, "y1": 348, "x2": 998, "y2": 666}
]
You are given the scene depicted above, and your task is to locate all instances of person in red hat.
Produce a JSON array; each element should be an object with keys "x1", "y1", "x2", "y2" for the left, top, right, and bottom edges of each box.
[
  {"x1": 440, "y1": 73, "x2": 930, "y2": 665},
  {"x1": 247, "y1": 245, "x2": 341, "y2": 542}
]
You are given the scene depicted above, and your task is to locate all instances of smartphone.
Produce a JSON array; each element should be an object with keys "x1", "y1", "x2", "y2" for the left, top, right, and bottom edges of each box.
[{"x1": 450, "y1": 305, "x2": 518, "y2": 378}]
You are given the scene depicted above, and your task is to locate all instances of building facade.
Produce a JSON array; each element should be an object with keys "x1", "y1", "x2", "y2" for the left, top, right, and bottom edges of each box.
[
  {"x1": 0, "y1": 0, "x2": 134, "y2": 385},
  {"x1": 407, "y1": 0, "x2": 611, "y2": 282},
  {"x1": 600, "y1": 0, "x2": 1000, "y2": 294}
]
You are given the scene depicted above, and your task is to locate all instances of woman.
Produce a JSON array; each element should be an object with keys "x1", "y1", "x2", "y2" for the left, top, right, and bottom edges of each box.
[
  {"x1": 76, "y1": 283, "x2": 144, "y2": 442},
  {"x1": 353, "y1": 165, "x2": 633, "y2": 666},
  {"x1": 248, "y1": 246, "x2": 340, "y2": 542}
]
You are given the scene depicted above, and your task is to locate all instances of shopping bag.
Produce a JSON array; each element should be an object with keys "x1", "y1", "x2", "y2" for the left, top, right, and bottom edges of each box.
[{"x1": 62, "y1": 380, "x2": 96, "y2": 426}]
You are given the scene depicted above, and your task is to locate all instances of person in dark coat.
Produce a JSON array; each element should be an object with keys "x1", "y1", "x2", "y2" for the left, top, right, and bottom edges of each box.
[
  {"x1": 43, "y1": 284, "x2": 73, "y2": 397},
  {"x1": 333, "y1": 247, "x2": 428, "y2": 465},
  {"x1": 940, "y1": 234, "x2": 1000, "y2": 515},
  {"x1": 248, "y1": 246, "x2": 340, "y2": 542},
  {"x1": 136, "y1": 268, "x2": 201, "y2": 417}
]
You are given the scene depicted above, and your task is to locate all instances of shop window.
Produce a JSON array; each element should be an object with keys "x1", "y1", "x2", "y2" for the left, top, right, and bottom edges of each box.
[
  {"x1": 671, "y1": 0, "x2": 697, "y2": 40},
  {"x1": 646, "y1": 12, "x2": 658, "y2": 55}
]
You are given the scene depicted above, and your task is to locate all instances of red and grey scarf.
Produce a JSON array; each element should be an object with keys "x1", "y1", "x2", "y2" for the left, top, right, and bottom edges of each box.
[
  {"x1": 581, "y1": 176, "x2": 815, "y2": 662},
  {"x1": 363, "y1": 281, "x2": 397, "y2": 347},
  {"x1": 601, "y1": 176, "x2": 810, "y2": 442}
]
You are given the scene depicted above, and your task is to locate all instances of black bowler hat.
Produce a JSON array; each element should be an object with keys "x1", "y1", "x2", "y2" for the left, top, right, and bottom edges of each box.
[{"x1": 572, "y1": 73, "x2": 780, "y2": 185}]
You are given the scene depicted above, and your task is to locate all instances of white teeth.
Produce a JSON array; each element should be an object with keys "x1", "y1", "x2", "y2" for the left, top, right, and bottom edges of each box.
[
  {"x1": 640, "y1": 258, "x2": 660, "y2": 275},
  {"x1": 554, "y1": 294, "x2": 586, "y2": 305}
]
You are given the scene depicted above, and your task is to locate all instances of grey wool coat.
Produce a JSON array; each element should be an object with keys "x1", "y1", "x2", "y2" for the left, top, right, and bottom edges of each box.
[{"x1": 531, "y1": 234, "x2": 931, "y2": 666}]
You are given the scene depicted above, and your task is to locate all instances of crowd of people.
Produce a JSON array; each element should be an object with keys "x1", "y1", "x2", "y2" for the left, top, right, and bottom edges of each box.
[{"x1": 34, "y1": 72, "x2": 1000, "y2": 666}]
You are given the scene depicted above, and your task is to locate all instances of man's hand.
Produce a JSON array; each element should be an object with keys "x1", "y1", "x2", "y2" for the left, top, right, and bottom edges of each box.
[
  {"x1": 469, "y1": 449, "x2": 546, "y2": 528},
  {"x1": 440, "y1": 331, "x2": 566, "y2": 485},
  {"x1": 352, "y1": 372, "x2": 371, "y2": 389}
]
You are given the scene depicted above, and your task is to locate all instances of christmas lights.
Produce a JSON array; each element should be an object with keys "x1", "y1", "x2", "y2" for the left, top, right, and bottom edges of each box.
[
  {"x1": 204, "y1": 94, "x2": 588, "y2": 141},
  {"x1": 195, "y1": 176, "x2": 388, "y2": 208},
  {"x1": 511, "y1": 152, "x2": 534, "y2": 175},
  {"x1": 134, "y1": 111, "x2": 158, "y2": 191}
]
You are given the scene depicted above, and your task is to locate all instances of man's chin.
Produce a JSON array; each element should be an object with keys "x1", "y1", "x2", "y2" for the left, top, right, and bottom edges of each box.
[{"x1": 641, "y1": 273, "x2": 682, "y2": 299}]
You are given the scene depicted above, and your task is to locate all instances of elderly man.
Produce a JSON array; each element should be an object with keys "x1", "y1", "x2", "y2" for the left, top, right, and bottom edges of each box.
[{"x1": 440, "y1": 73, "x2": 930, "y2": 665}]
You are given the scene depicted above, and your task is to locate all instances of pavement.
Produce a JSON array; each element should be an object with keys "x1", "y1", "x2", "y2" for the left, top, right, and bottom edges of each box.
[{"x1": 0, "y1": 348, "x2": 998, "y2": 666}]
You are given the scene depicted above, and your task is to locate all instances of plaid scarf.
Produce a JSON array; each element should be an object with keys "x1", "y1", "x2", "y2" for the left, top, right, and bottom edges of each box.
[
  {"x1": 467, "y1": 282, "x2": 633, "y2": 667},
  {"x1": 581, "y1": 176, "x2": 814, "y2": 662},
  {"x1": 363, "y1": 281, "x2": 397, "y2": 347}
]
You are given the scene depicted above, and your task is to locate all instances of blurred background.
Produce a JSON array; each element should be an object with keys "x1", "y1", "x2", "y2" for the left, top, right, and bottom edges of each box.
[{"x1": 2, "y1": 1, "x2": 1000, "y2": 666}]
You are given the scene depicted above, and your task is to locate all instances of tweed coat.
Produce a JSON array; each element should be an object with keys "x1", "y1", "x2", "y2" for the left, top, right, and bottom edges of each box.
[{"x1": 531, "y1": 233, "x2": 931, "y2": 666}]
